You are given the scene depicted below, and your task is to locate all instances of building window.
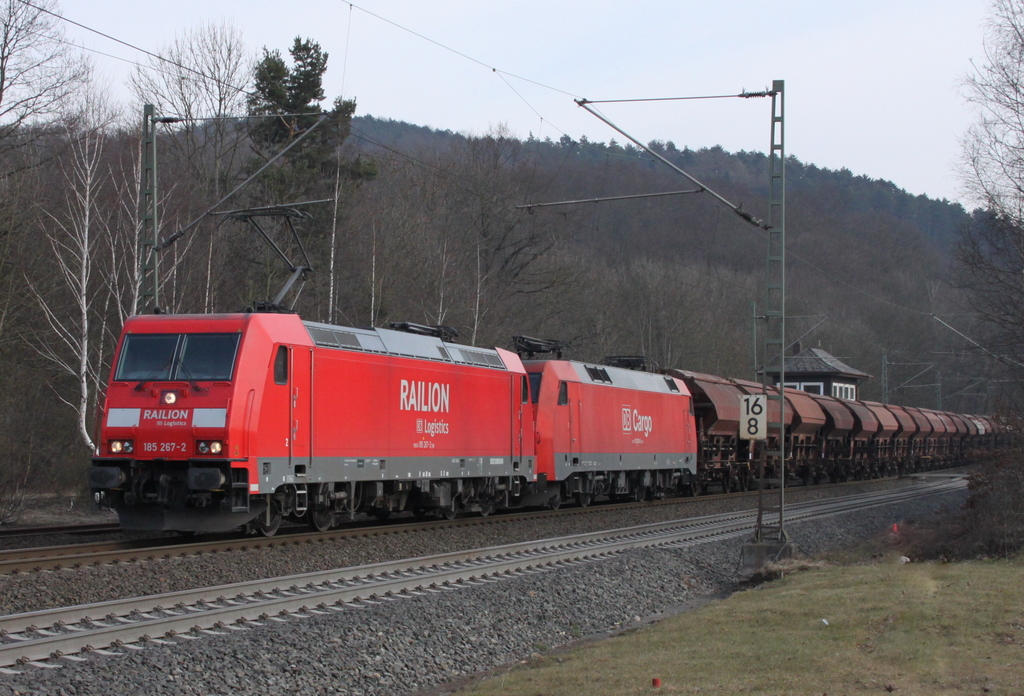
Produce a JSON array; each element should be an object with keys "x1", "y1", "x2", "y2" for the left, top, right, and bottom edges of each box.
[{"x1": 831, "y1": 383, "x2": 856, "y2": 400}]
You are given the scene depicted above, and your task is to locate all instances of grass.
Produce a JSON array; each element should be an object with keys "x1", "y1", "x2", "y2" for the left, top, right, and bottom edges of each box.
[{"x1": 454, "y1": 556, "x2": 1024, "y2": 695}]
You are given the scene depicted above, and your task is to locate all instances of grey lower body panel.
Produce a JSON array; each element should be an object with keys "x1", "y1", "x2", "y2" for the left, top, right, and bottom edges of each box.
[
  {"x1": 552, "y1": 451, "x2": 696, "y2": 481},
  {"x1": 254, "y1": 454, "x2": 534, "y2": 494}
]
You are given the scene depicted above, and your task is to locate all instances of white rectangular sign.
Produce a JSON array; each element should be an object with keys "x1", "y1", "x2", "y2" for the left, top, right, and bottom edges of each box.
[{"x1": 741, "y1": 394, "x2": 767, "y2": 440}]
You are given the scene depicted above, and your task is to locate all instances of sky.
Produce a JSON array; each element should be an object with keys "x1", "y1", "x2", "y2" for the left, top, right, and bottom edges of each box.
[{"x1": 60, "y1": 0, "x2": 991, "y2": 204}]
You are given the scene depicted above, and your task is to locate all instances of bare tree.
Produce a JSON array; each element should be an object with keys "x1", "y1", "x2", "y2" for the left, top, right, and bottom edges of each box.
[
  {"x1": 958, "y1": 0, "x2": 1024, "y2": 368},
  {"x1": 128, "y1": 20, "x2": 251, "y2": 311},
  {"x1": 962, "y1": 0, "x2": 1024, "y2": 218},
  {"x1": 0, "y1": 0, "x2": 89, "y2": 161},
  {"x1": 27, "y1": 86, "x2": 119, "y2": 452},
  {"x1": 128, "y1": 20, "x2": 250, "y2": 187}
]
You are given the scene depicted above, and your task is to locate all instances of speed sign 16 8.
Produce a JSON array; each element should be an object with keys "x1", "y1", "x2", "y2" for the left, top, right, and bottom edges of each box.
[{"x1": 741, "y1": 394, "x2": 767, "y2": 440}]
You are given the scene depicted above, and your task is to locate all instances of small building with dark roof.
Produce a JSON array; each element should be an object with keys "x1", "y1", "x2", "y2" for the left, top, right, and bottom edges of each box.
[{"x1": 763, "y1": 347, "x2": 871, "y2": 401}]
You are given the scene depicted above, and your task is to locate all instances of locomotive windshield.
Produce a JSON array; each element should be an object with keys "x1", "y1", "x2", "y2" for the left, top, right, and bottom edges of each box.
[{"x1": 115, "y1": 333, "x2": 241, "y2": 382}]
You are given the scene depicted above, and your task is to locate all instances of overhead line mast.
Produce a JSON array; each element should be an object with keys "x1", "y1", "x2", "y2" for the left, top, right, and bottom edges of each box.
[
  {"x1": 566, "y1": 82, "x2": 791, "y2": 557},
  {"x1": 755, "y1": 80, "x2": 787, "y2": 544},
  {"x1": 135, "y1": 106, "x2": 328, "y2": 314}
]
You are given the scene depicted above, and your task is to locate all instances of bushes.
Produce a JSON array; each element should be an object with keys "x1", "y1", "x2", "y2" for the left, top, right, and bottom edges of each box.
[
  {"x1": 958, "y1": 449, "x2": 1024, "y2": 557},
  {"x1": 904, "y1": 448, "x2": 1024, "y2": 560}
]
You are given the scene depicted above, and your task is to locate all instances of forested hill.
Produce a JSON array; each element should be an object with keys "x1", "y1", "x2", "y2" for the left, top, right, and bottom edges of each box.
[
  {"x1": 1, "y1": 105, "x2": 985, "y2": 483},
  {"x1": 338, "y1": 112, "x2": 975, "y2": 407},
  {"x1": 350, "y1": 114, "x2": 969, "y2": 251}
]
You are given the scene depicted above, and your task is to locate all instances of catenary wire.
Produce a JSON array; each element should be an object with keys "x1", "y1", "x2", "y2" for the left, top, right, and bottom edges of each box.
[
  {"x1": 16, "y1": 0, "x2": 255, "y2": 99},
  {"x1": 20, "y1": 0, "x2": 1002, "y2": 362},
  {"x1": 343, "y1": 1, "x2": 581, "y2": 99}
]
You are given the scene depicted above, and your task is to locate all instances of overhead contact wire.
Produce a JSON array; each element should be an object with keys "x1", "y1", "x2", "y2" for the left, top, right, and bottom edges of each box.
[
  {"x1": 343, "y1": 2, "x2": 581, "y2": 99},
  {"x1": 16, "y1": 0, "x2": 254, "y2": 99}
]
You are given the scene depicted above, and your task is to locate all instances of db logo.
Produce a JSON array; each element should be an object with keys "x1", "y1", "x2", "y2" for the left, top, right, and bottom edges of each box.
[
  {"x1": 416, "y1": 419, "x2": 424, "y2": 433},
  {"x1": 622, "y1": 406, "x2": 654, "y2": 437}
]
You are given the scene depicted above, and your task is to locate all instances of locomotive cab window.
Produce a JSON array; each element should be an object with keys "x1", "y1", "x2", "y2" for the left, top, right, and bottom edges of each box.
[
  {"x1": 115, "y1": 333, "x2": 240, "y2": 382},
  {"x1": 178, "y1": 334, "x2": 240, "y2": 380},
  {"x1": 557, "y1": 381, "x2": 568, "y2": 405},
  {"x1": 521, "y1": 375, "x2": 529, "y2": 404},
  {"x1": 115, "y1": 334, "x2": 178, "y2": 381},
  {"x1": 274, "y1": 346, "x2": 289, "y2": 385},
  {"x1": 528, "y1": 373, "x2": 542, "y2": 404}
]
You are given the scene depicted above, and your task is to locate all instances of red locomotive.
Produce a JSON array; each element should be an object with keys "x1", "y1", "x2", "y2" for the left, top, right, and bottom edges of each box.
[{"x1": 90, "y1": 314, "x2": 699, "y2": 533}]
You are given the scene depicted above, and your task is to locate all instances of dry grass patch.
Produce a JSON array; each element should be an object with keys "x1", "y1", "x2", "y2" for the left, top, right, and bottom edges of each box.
[{"x1": 456, "y1": 557, "x2": 1024, "y2": 695}]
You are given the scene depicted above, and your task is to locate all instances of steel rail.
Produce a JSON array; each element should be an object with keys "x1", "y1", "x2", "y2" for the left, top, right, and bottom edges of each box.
[
  {"x1": 0, "y1": 523, "x2": 121, "y2": 540},
  {"x1": 0, "y1": 478, "x2": 964, "y2": 669},
  {"x1": 0, "y1": 476, "x2": 927, "y2": 575}
]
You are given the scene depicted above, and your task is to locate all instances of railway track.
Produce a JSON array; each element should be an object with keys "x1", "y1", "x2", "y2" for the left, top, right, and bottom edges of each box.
[
  {"x1": 0, "y1": 477, "x2": 964, "y2": 670},
  {"x1": 0, "y1": 523, "x2": 121, "y2": 540},
  {"x1": 0, "y1": 475, "x2": 917, "y2": 575}
]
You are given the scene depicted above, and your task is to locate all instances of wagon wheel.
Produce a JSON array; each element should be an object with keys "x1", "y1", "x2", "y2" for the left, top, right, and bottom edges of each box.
[{"x1": 307, "y1": 483, "x2": 335, "y2": 533}]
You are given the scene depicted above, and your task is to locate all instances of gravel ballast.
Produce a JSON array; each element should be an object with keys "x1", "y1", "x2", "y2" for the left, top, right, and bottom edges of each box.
[
  {"x1": 0, "y1": 487, "x2": 965, "y2": 696},
  {"x1": 0, "y1": 479, "x2": 911, "y2": 616}
]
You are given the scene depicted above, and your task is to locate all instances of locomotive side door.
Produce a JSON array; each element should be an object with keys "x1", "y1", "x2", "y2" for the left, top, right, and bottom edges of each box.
[
  {"x1": 569, "y1": 382, "x2": 582, "y2": 464},
  {"x1": 289, "y1": 345, "x2": 313, "y2": 471},
  {"x1": 559, "y1": 380, "x2": 581, "y2": 465},
  {"x1": 512, "y1": 373, "x2": 532, "y2": 466}
]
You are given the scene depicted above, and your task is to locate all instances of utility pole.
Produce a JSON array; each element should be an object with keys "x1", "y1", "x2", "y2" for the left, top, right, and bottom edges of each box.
[
  {"x1": 882, "y1": 355, "x2": 889, "y2": 404},
  {"x1": 754, "y1": 79, "x2": 787, "y2": 543},
  {"x1": 743, "y1": 80, "x2": 799, "y2": 577},
  {"x1": 751, "y1": 302, "x2": 758, "y2": 381},
  {"x1": 138, "y1": 104, "x2": 159, "y2": 314}
]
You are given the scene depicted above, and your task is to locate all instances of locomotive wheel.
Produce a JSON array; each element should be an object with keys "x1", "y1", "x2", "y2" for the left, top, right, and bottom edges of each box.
[
  {"x1": 478, "y1": 501, "x2": 494, "y2": 517},
  {"x1": 307, "y1": 484, "x2": 335, "y2": 532},
  {"x1": 576, "y1": 491, "x2": 592, "y2": 507},
  {"x1": 371, "y1": 509, "x2": 391, "y2": 522},
  {"x1": 252, "y1": 505, "x2": 282, "y2": 537},
  {"x1": 308, "y1": 507, "x2": 333, "y2": 532}
]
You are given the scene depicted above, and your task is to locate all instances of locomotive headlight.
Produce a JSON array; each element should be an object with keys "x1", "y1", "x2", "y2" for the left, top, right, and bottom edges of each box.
[
  {"x1": 109, "y1": 440, "x2": 133, "y2": 454},
  {"x1": 196, "y1": 440, "x2": 223, "y2": 455},
  {"x1": 162, "y1": 390, "x2": 177, "y2": 405}
]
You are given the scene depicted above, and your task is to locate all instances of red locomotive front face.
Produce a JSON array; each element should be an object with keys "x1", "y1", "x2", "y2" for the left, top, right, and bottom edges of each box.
[{"x1": 102, "y1": 329, "x2": 240, "y2": 459}]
